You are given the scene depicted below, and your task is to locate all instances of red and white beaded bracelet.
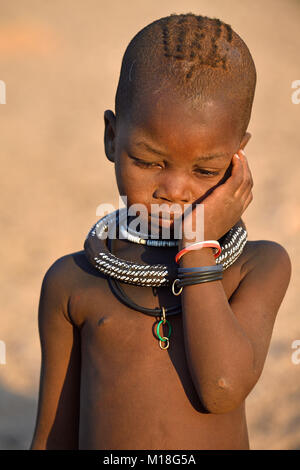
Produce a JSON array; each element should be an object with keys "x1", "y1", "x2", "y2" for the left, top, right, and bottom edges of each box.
[{"x1": 175, "y1": 240, "x2": 222, "y2": 264}]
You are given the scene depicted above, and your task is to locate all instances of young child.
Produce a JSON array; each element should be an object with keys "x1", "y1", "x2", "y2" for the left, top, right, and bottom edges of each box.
[{"x1": 30, "y1": 13, "x2": 291, "y2": 450}]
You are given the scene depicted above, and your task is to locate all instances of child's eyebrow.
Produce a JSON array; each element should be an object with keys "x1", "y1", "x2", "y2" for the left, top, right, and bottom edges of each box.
[
  {"x1": 195, "y1": 153, "x2": 228, "y2": 161},
  {"x1": 134, "y1": 141, "x2": 168, "y2": 157},
  {"x1": 133, "y1": 141, "x2": 228, "y2": 161}
]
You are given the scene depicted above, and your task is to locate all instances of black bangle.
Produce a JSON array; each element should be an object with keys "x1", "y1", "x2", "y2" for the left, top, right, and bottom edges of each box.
[
  {"x1": 178, "y1": 265, "x2": 223, "y2": 273},
  {"x1": 177, "y1": 274, "x2": 223, "y2": 287},
  {"x1": 178, "y1": 271, "x2": 222, "y2": 279},
  {"x1": 177, "y1": 265, "x2": 223, "y2": 280}
]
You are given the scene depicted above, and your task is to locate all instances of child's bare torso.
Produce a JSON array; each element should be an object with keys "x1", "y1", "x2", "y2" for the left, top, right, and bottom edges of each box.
[{"x1": 68, "y1": 239, "x2": 253, "y2": 450}]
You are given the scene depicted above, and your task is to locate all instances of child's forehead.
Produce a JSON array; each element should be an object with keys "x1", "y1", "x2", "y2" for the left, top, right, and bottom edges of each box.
[
  {"x1": 121, "y1": 91, "x2": 240, "y2": 149},
  {"x1": 129, "y1": 86, "x2": 236, "y2": 124}
]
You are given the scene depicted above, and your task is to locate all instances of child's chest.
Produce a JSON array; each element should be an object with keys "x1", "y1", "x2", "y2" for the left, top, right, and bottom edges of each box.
[{"x1": 71, "y1": 260, "x2": 242, "y2": 376}]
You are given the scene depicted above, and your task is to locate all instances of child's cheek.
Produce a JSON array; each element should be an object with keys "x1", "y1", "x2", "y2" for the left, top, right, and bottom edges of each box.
[{"x1": 115, "y1": 166, "x2": 150, "y2": 206}]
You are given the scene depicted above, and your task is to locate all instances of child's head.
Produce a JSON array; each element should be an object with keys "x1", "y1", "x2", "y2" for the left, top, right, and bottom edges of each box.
[{"x1": 104, "y1": 13, "x2": 256, "y2": 229}]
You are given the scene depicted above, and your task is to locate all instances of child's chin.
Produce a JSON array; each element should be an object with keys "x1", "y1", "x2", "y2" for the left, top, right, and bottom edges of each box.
[{"x1": 147, "y1": 215, "x2": 181, "y2": 240}]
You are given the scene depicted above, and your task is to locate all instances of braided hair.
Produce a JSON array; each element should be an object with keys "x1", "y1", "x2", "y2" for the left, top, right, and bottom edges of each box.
[{"x1": 115, "y1": 13, "x2": 256, "y2": 140}]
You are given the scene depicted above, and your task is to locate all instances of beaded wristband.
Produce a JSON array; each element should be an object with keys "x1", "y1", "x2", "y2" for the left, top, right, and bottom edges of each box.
[{"x1": 175, "y1": 240, "x2": 221, "y2": 264}]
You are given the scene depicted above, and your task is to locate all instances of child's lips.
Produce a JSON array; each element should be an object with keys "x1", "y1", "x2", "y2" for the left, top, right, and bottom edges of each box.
[
  {"x1": 150, "y1": 210, "x2": 183, "y2": 221},
  {"x1": 148, "y1": 213, "x2": 183, "y2": 227}
]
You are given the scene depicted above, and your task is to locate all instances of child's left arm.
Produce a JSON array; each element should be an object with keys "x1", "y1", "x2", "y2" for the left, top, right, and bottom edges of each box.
[
  {"x1": 180, "y1": 241, "x2": 291, "y2": 414},
  {"x1": 179, "y1": 150, "x2": 292, "y2": 414}
]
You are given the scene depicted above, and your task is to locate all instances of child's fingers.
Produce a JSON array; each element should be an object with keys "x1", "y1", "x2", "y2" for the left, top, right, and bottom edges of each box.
[
  {"x1": 235, "y1": 150, "x2": 253, "y2": 197},
  {"x1": 243, "y1": 150, "x2": 254, "y2": 188},
  {"x1": 226, "y1": 152, "x2": 244, "y2": 193},
  {"x1": 240, "y1": 149, "x2": 253, "y2": 186}
]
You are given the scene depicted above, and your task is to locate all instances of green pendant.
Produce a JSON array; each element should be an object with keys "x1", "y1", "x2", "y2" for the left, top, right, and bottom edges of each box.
[{"x1": 156, "y1": 319, "x2": 172, "y2": 341}]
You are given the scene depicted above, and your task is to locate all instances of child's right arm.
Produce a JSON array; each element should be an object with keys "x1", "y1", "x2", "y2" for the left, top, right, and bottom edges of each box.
[{"x1": 30, "y1": 256, "x2": 81, "y2": 450}]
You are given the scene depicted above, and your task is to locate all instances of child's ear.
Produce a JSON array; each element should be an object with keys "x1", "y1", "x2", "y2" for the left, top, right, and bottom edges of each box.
[
  {"x1": 104, "y1": 110, "x2": 116, "y2": 163},
  {"x1": 240, "y1": 131, "x2": 252, "y2": 151}
]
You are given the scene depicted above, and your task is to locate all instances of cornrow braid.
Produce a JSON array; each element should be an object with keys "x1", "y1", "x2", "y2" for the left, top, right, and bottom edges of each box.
[
  {"x1": 175, "y1": 18, "x2": 187, "y2": 58},
  {"x1": 224, "y1": 23, "x2": 233, "y2": 42},
  {"x1": 214, "y1": 18, "x2": 222, "y2": 39},
  {"x1": 162, "y1": 22, "x2": 171, "y2": 57},
  {"x1": 158, "y1": 13, "x2": 234, "y2": 73}
]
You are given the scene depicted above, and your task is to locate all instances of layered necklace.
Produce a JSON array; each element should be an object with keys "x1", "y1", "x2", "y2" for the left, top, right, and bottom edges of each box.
[{"x1": 84, "y1": 208, "x2": 248, "y2": 349}]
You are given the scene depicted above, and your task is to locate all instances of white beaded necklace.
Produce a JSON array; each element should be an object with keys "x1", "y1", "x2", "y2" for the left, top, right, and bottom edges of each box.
[
  {"x1": 120, "y1": 222, "x2": 179, "y2": 247},
  {"x1": 117, "y1": 207, "x2": 179, "y2": 247},
  {"x1": 84, "y1": 209, "x2": 248, "y2": 287}
]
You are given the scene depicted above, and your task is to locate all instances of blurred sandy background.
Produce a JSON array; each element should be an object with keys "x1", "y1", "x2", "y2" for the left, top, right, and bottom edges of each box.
[{"x1": 0, "y1": 0, "x2": 299, "y2": 450}]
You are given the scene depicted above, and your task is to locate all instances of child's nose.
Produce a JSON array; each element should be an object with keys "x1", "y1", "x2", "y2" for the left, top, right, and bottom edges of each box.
[{"x1": 153, "y1": 170, "x2": 192, "y2": 204}]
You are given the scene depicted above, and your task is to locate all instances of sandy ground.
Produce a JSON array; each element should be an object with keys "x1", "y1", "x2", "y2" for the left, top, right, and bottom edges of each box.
[{"x1": 0, "y1": 0, "x2": 299, "y2": 450}]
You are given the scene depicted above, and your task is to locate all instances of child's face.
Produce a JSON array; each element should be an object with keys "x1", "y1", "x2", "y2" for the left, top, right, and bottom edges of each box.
[{"x1": 104, "y1": 88, "x2": 250, "y2": 230}]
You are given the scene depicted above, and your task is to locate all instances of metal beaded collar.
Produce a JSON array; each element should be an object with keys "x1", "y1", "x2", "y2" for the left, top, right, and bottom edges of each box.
[{"x1": 84, "y1": 209, "x2": 248, "y2": 287}]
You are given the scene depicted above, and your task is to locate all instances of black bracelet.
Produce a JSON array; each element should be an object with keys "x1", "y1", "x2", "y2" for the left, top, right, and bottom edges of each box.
[
  {"x1": 178, "y1": 271, "x2": 222, "y2": 279},
  {"x1": 177, "y1": 274, "x2": 223, "y2": 287},
  {"x1": 177, "y1": 265, "x2": 223, "y2": 280},
  {"x1": 178, "y1": 265, "x2": 223, "y2": 273}
]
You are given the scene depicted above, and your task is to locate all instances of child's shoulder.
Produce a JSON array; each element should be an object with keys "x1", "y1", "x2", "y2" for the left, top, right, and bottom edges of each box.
[
  {"x1": 43, "y1": 249, "x2": 107, "y2": 281},
  {"x1": 241, "y1": 239, "x2": 291, "y2": 277},
  {"x1": 40, "y1": 250, "x2": 108, "y2": 326},
  {"x1": 42, "y1": 249, "x2": 97, "y2": 284},
  {"x1": 232, "y1": 238, "x2": 291, "y2": 317}
]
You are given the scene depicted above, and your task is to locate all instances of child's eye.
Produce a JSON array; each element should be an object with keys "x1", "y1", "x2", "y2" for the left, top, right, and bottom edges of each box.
[
  {"x1": 130, "y1": 156, "x2": 219, "y2": 176},
  {"x1": 194, "y1": 168, "x2": 220, "y2": 177},
  {"x1": 131, "y1": 157, "x2": 162, "y2": 169}
]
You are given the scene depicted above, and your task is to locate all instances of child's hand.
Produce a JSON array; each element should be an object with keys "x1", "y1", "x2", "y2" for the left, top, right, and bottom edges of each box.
[{"x1": 180, "y1": 149, "x2": 253, "y2": 247}]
